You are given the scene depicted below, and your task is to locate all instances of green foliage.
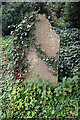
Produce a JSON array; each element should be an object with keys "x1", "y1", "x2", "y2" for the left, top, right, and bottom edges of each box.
[
  {"x1": 1, "y1": 69, "x2": 79, "y2": 119},
  {"x1": 2, "y1": 2, "x2": 52, "y2": 36},
  {"x1": 1, "y1": 3, "x2": 80, "y2": 119},
  {"x1": 54, "y1": 69, "x2": 79, "y2": 118},
  {"x1": 54, "y1": 3, "x2": 80, "y2": 29},
  {"x1": 53, "y1": 27, "x2": 80, "y2": 81},
  {"x1": 35, "y1": 44, "x2": 59, "y2": 75},
  {"x1": 2, "y1": 36, "x2": 14, "y2": 62},
  {"x1": 1, "y1": 35, "x2": 79, "y2": 118},
  {"x1": 2, "y1": 2, "x2": 34, "y2": 35},
  {"x1": 62, "y1": 3, "x2": 80, "y2": 29},
  {"x1": 2, "y1": 2, "x2": 80, "y2": 35},
  {"x1": 1, "y1": 74, "x2": 54, "y2": 119},
  {"x1": 7, "y1": 12, "x2": 37, "y2": 81}
]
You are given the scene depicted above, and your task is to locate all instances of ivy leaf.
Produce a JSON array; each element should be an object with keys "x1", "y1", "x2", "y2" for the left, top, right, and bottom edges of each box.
[
  {"x1": 25, "y1": 32, "x2": 27, "y2": 36},
  {"x1": 29, "y1": 15, "x2": 33, "y2": 20},
  {"x1": 2, "y1": 113, "x2": 6, "y2": 119},
  {"x1": 32, "y1": 36, "x2": 36, "y2": 40},
  {"x1": 51, "y1": 110, "x2": 55, "y2": 114},
  {"x1": 30, "y1": 22, "x2": 35, "y2": 26},
  {"x1": 67, "y1": 88, "x2": 72, "y2": 93},
  {"x1": 27, "y1": 24, "x2": 31, "y2": 28}
]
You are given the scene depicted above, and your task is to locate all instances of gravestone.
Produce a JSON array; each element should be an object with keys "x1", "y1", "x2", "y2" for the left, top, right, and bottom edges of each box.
[
  {"x1": 35, "y1": 14, "x2": 60, "y2": 57},
  {"x1": 25, "y1": 14, "x2": 60, "y2": 87}
]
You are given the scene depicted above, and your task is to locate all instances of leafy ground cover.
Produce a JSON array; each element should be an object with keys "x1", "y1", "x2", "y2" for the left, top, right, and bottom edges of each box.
[
  {"x1": 0, "y1": 26, "x2": 80, "y2": 119},
  {"x1": 1, "y1": 67, "x2": 79, "y2": 119},
  {"x1": 53, "y1": 27, "x2": 80, "y2": 81}
]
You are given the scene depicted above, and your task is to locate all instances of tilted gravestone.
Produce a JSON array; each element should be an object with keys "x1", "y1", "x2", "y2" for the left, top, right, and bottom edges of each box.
[{"x1": 25, "y1": 14, "x2": 60, "y2": 87}]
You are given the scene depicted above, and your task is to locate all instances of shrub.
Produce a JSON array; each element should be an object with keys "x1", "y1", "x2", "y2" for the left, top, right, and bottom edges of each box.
[
  {"x1": 54, "y1": 68, "x2": 79, "y2": 118},
  {"x1": 1, "y1": 74, "x2": 54, "y2": 119},
  {"x1": 53, "y1": 27, "x2": 80, "y2": 81},
  {"x1": 2, "y1": 3, "x2": 35, "y2": 35},
  {"x1": 1, "y1": 69, "x2": 79, "y2": 119},
  {"x1": 2, "y1": 2, "x2": 54, "y2": 36}
]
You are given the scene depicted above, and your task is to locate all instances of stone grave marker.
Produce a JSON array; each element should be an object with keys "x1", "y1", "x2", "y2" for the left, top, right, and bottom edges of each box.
[
  {"x1": 25, "y1": 14, "x2": 60, "y2": 87},
  {"x1": 35, "y1": 14, "x2": 60, "y2": 57}
]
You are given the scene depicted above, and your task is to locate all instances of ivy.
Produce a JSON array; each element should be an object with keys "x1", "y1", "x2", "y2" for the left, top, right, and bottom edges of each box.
[
  {"x1": 1, "y1": 69, "x2": 79, "y2": 119},
  {"x1": 53, "y1": 27, "x2": 80, "y2": 81},
  {"x1": 8, "y1": 12, "x2": 38, "y2": 81},
  {"x1": 35, "y1": 44, "x2": 59, "y2": 75}
]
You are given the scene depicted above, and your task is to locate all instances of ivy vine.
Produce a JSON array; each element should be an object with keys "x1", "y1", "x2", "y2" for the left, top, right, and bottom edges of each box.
[
  {"x1": 10, "y1": 12, "x2": 38, "y2": 81},
  {"x1": 34, "y1": 44, "x2": 59, "y2": 75}
]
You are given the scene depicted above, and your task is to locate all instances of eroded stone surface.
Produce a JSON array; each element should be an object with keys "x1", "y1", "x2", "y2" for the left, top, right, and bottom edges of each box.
[
  {"x1": 26, "y1": 50, "x2": 58, "y2": 86},
  {"x1": 34, "y1": 14, "x2": 60, "y2": 57}
]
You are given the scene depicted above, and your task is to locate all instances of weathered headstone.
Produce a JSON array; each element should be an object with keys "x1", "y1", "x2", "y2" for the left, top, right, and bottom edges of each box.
[
  {"x1": 25, "y1": 14, "x2": 60, "y2": 87},
  {"x1": 35, "y1": 14, "x2": 60, "y2": 57}
]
